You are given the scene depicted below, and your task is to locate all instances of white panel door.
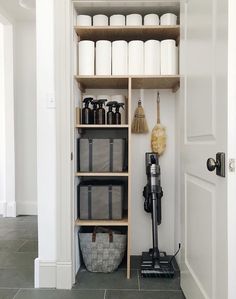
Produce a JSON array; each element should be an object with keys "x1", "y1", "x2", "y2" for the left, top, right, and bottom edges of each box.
[{"x1": 180, "y1": 0, "x2": 228, "y2": 298}]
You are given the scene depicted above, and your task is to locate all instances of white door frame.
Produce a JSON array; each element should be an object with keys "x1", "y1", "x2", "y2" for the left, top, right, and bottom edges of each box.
[
  {"x1": 52, "y1": 0, "x2": 236, "y2": 293},
  {"x1": 0, "y1": 12, "x2": 16, "y2": 218}
]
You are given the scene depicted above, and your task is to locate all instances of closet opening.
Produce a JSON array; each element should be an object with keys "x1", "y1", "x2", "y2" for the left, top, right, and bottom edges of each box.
[{"x1": 71, "y1": 1, "x2": 182, "y2": 296}]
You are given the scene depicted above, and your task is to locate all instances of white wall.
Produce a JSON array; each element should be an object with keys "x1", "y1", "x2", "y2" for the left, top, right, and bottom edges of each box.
[
  {"x1": 0, "y1": 11, "x2": 16, "y2": 217},
  {"x1": 14, "y1": 21, "x2": 37, "y2": 215},
  {"x1": 131, "y1": 89, "x2": 176, "y2": 255},
  {"x1": 34, "y1": 0, "x2": 57, "y2": 288},
  {"x1": 0, "y1": 23, "x2": 6, "y2": 213}
]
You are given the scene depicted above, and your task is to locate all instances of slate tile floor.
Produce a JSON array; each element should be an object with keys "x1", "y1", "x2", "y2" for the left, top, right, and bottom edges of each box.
[{"x1": 0, "y1": 216, "x2": 185, "y2": 299}]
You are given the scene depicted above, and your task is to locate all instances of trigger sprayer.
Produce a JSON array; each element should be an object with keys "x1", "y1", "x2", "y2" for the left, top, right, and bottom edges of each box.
[
  {"x1": 106, "y1": 101, "x2": 117, "y2": 124},
  {"x1": 115, "y1": 102, "x2": 125, "y2": 125},
  {"x1": 82, "y1": 97, "x2": 93, "y2": 124},
  {"x1": 97, "y1": 99, "x2": 107, "y2": 124}
]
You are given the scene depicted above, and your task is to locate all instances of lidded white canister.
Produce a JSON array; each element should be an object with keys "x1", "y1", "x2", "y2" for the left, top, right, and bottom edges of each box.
[
  {"x1": 126, "y1": 14, "x2": 142, "y2": 26},
  {"x1": 76, "y1": 15, "x2": 92, "y2": 26},
  {"x1": 160, "y1": 13, "x2": 177, "y2": 25},
  {"x1": 93, "y1": 14, "x2": 108, "y2": 26},
  {"x1": 110, "y1": 14, "x2": 126, "y2": 26},
  {"x1": 144, "y1": 14, "x2": 159, "y2": 26}
]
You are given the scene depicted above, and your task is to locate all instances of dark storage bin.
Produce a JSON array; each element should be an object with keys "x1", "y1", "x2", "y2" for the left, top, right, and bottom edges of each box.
[
  {"x1": 78, "y1": 181, "x2": 124, "y2": 220},
  {"x1": 77, "y1": 138, "x2": 127, "y2": 172}
]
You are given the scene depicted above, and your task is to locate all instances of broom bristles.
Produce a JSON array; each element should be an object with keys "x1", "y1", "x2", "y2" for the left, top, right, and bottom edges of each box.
[{"x1": 131, "y1": 101, "x2": 149, "y2": 133}]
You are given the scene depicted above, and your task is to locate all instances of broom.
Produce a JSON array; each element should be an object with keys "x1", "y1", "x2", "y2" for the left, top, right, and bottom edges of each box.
[
  {"x1": 131, "y1": 99, "x2": 149, "y2": 134},
  {"x1": 151, "y1": 92, "x2": 167, "y2": 155}
]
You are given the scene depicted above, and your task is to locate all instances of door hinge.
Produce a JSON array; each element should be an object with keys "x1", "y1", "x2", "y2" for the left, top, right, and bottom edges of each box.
[
  {"x1": 229, "y1": 159, "x2": 235, "y2": 172},
  {"x1": 71, "y1": 152, "x2": 73, "y2": 161}
]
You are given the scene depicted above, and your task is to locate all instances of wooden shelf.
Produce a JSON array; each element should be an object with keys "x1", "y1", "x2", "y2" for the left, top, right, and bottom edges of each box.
[
  {"x1": 75, "y1": 172, "x2": 129, "y2": 177},
  {"x1": 75, "y1": 75, "x2": 180, "y2": 92},
  {"x1": 75, "y1": 76, "x2": 128, "y2": 90},
  {"x1": 75, "y1": 25, "x2": 180, "y2": 42},
  {"x1": 132, "y1": 75, "x2": 180, "y2": 91},
  {"x1": 76, "y1": 124, "x2": 129, "y2": 129},
  {"x1": 75, "y1": 217, "x2": 128, "y2": 227}
]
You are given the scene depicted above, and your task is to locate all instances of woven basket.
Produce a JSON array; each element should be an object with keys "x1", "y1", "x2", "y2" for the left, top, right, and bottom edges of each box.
[{"x1": 79, "y1": 228, "x2": 127, "y2": 273}]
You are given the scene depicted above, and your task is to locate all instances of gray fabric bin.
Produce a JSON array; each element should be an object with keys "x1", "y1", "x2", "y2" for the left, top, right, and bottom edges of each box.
[
  {"x1": 78, "y1": 138, "x2": 127, "y2": 172},
  {"x1": 79, "y1": 182, "x2": 123, "y2": 220}
]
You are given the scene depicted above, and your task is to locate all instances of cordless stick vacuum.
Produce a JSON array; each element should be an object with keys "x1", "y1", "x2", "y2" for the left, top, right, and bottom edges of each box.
[{"x1": 141, "y1": 153, "x2": 176, "y2": 278}]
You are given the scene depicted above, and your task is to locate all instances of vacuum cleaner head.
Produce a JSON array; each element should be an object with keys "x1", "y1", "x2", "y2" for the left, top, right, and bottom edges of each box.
[{"x1": 141, "y1": 251, "x2": 175, "y2": 278}]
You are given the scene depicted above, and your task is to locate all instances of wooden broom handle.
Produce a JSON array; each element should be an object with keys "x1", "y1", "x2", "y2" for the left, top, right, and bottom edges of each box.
[{"x1": 157, "y1": 92, "x2": 160, "y2": 124}]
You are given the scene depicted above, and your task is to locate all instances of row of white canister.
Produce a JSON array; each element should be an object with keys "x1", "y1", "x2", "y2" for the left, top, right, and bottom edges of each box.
[
  {"x1": 77, "y1": 13, "x2": 177, "y2": 26},
  {"x1": 78, "y1": 39, "x2": 178, "y2": 76}
]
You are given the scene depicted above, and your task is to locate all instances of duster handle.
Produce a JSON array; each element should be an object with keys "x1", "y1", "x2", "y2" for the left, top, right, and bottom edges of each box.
[{"x1": 157, "y1": 92, "x2": 161, "y2": 124}]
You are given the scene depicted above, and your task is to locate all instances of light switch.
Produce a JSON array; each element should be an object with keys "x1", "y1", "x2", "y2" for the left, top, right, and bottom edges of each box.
[{"x1": 47, "y1": 93, "x2": 56, "y2": 109}]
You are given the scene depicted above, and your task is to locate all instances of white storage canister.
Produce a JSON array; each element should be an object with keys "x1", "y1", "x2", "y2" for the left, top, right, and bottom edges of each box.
[
  {"x1": 144, "y1": 14, "x2": 159, "y2": 26},
  {"x1": 96, "y1": 40, "x2": 112, "y2": 75},
  {"x1": 144, "y1": 40, "x2": 161, "y2": 75},
  {"x1": 160, "y1": 13, "x2": 177, "y2": 25},
  {"x1": 111, "y1": 95, "x2": 128, "y2": 124},
  {"x1": 128, "y1": 40, "x2": 144, "y2": 75},
  {"x1": 160, "y1": 39, "x2": 178, "y2": 75},
  {"x1": 78, "y1": 40, "x2": 95, "y2": 75},
  {"x1": 76, "y1": 15, "x2": 92, "y2": 26},
  {"x1": 126, "y1": 14, "x2": 142, "y2": 26},
  {"x1": 112, "y1": 40, "x2": 128, "y2": 75},
  {"x1": 93, "y1": 14, "x2": 108, "y2": 26},
  {"x1": 110, "y1": 14, "x2": 126, "y2": 26}
]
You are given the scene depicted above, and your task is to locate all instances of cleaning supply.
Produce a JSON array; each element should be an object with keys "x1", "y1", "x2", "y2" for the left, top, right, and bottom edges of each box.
[
  {"x1": 97, "y1": 99, "x2": 107, "y2": 124},
  {"x1": 141, "y1": 153, "x2": 177, "y2": 278},
  {"x1": 131, "y1": 99, "x2": 149, "y2": 133},
  {"x1": 106, "y1": 101, "x2": 117, "y2": 124},
  {"x1": 82, "y1": 97, "x2": 92, "y2": 124},
  {"x1": 151, "y1": 92, "x2": 167, "y2": 155},
  {"x1": 91, "y1": 100, "x2": 99, "y2": 124},
  {"x1": 114, "y1": 103, "x2": 125, "y2": 125}
]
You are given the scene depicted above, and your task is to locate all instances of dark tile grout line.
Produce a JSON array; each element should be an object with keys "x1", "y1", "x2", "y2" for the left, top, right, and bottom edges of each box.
[
  {"x1": 15, "y1": 240, "x2": 28, "y2": 252},
  {"x1": 12, "y1": 289, "x2": 21, "y2": 299}
]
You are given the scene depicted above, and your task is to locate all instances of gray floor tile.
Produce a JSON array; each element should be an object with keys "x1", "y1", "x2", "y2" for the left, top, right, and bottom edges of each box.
[
  {"x1": 0, "y1": 228, "x2": 37, "y2": 241},
  {"x1": 119, "y1": 256, "x2": 141, "y2": 270},
  {"x1": 0, "y1": 289, "x2": 19, "y2": 299},
  {"x1": 15, "y1": 289, "x2": 105, "y2": 299},
  {"x1": 139, "y1": 272, "x2": 181, "y2": 291},
  {"x1": 0, "y1": 267, "x2": 34, "y2": 288},
  {"x1": 17, "y1": 241, "x2": 38, "y2": 252},
  {"x1": 74, "y1": 269, "x2": 138, "y2": 290},
  {"x1": 0, "y1": 240, "x2": 25, "y2": 252},
  {"x1": 106, "y1": 290, "x2": 185, "y2": 299},
  {"x1": 0, "y1": 252, "x2": 37, "y2": 269}
]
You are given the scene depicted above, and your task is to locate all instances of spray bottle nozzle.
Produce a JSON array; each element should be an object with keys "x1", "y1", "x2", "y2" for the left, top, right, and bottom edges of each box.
[
  {"x1": 106, "y1": 101, "x2": 118, "y2": 110},
  {"x1": 97, "y1": 99, "x2": 107, "y2": 108},
  {"x1": 83, "y1": 97, "x2": 93, "y2": 107},
  {"x1": 115, "y1": 102, "x2": 125, "y2": 111},
  {"x1": 91, "y1": 100, "x2": 99, "y2": 109}
]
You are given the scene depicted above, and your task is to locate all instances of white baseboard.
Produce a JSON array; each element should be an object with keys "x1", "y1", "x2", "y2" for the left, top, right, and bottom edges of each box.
[
  {"x1": 56, "y1": 262, "x2": 73, "y2": 289},
  {"x1": 34, "y1": 258, "x2": 73, "y2": 289},
  {"x1": 17, "y1": 201, "x2": 37, "y2": 215},
  {"x1": 0, "y1": 201, "x2": 5, "y2": 215},
  {"x1": 34, "y1": 258, "x2": 56, "y2": 288},
  {"x1": 0, "y1": 201, "x2": 16, "y2": 217}
]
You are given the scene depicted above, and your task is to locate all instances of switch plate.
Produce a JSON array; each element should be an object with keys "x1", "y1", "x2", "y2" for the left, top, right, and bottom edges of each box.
[{"x1": 47, "y1": 93, "x2": 56, "y2": 109}]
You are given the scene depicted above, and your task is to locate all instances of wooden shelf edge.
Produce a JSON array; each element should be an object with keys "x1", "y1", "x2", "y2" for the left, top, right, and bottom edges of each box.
[
  {"x1": 75, "y1": 217, "x2": 129, "y2": 226},
  {"x1": 75, "y1": 25, "x2": 180, "y2": 30},
  {"x1": 75, "y1": 172, "x2": 129, "y2": 177},
  {"x1": 75, "y1": 124, "x2": 129, "y2": 128}
]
